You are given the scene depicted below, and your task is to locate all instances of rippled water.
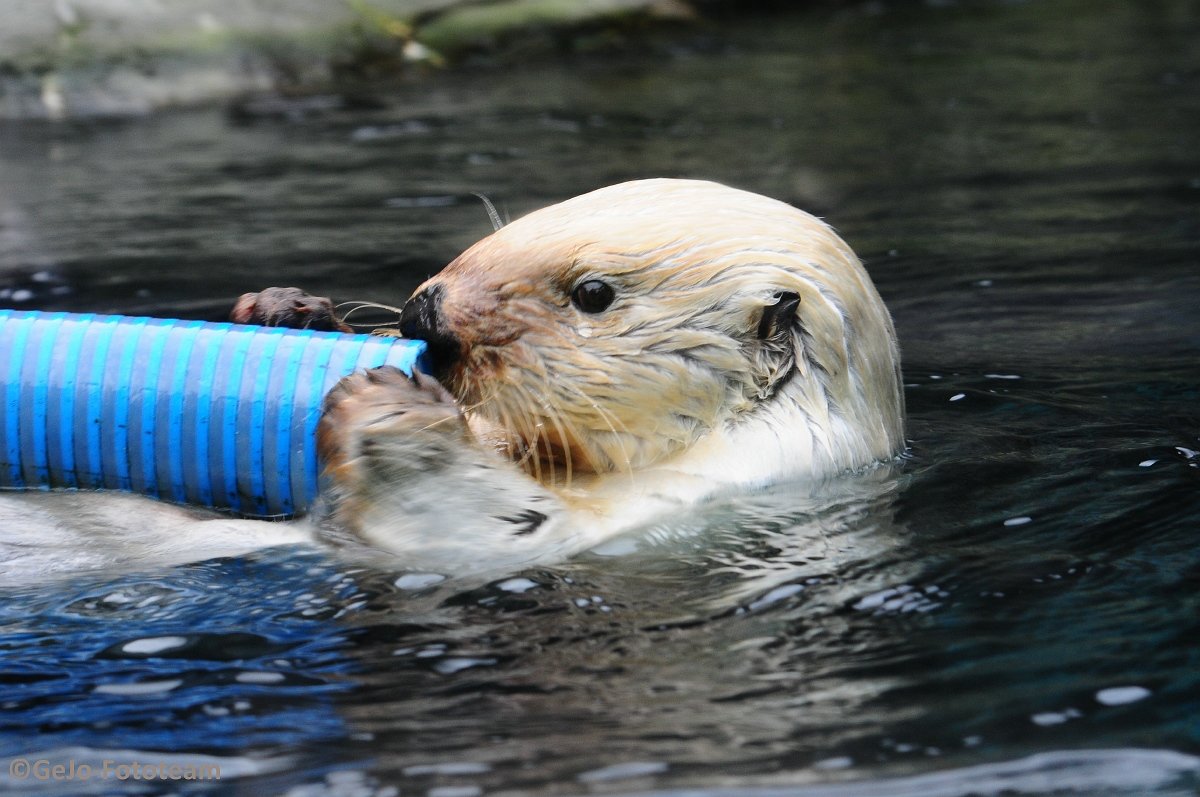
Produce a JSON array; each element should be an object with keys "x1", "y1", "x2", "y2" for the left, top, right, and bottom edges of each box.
[{"x1": 1, "y1": 1, "x2": 1198, "y2": 795}]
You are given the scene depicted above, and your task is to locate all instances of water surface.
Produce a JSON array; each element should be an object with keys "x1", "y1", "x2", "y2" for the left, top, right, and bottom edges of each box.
[{"x1": 1, "y1": 1, "x2": 1198, "y2": 794}]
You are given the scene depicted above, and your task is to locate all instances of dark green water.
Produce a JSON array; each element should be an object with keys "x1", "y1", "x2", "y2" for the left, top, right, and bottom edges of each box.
[{"x1": 1, "y1": 1, "x2": 1198, "y2": 794}]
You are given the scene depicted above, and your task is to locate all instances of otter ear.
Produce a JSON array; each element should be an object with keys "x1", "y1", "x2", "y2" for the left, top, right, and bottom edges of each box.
[
  {"x1": 756, "y1": 291, "x2": 800, "y2": 341},
  {"x1": 752, "y1": 291, "x2": 800, "y2": 400}
]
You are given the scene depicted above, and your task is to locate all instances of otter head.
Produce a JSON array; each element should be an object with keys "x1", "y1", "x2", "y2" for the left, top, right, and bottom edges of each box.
[{"x1": 400, "y1": 179, "x2": 903, "y2": 484}]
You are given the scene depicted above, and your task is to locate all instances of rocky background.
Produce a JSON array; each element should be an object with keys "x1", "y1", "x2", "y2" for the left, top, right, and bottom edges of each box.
[{"x1": 1, "y1": 0, "x2": 703, "y2": 119}]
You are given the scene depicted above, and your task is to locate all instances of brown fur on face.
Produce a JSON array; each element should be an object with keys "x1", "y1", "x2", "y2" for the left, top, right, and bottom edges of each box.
[{"x1": 405, "y1": 179, "x2": 904, "y2": 486}]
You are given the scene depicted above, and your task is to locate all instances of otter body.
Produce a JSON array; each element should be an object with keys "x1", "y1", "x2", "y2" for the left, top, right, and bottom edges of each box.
[
  {"x1": 312, "y1": 179, "x2": 903, "y2": 572},
  {"x1": 0, "y1": 179, "x2": 902, "y2": 579}
]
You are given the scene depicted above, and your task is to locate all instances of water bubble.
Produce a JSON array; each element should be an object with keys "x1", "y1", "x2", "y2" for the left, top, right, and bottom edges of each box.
[
  {"x1": 415, "y1": 645, "x2": 447, "y2": 659},
  {"x1": 428, "y1": 787, "x2": 482, "y2": 797},
  {"x1": 854, "y1": 584, "x2": 941, "y2": 613},
  {"x1": 496, "y1": 578, "x2": 539, "y2": 593},
  {"x1": 433, "y1": 657, "x2": 497, "y2": 675},
  {"x1": 121, "y1": 636, "x2": 187, "y2": 655},
  {"x1": 403, "y1": 762, "x2": 491, "y2": 776},
  {"x1": 748, "y1": 583, "x2": 804, "y2": 611},
  {"x1": 235, "y1": 671, "x2": 285, "y2": 684},
  {"x1": 395, "y1": 573, "x2": 447, "y2": 590},
  {"x1": 102, "y1": 591, "x2": 135, "y2": 605},
  {"x1": 351, "y1": 121, "x2": 432, "y2": 142},
  {"x1": 1096, "y1": 686, "x2": 1151, "y2": 706},
  {"x1": 578, "y1": 761, "x2": 668, "y2": 782},
  {"x1": 1031, "y1": 708, "x2": 1081, "y2": 726},
  {"x1": 94, "y1": 679, "x2": 183, "y2": 695}
]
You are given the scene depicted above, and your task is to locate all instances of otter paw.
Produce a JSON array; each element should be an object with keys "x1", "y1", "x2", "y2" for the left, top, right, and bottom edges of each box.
[
  {"x1": 230, "y1": 286, "x2": 351, "y2": 332},
  {"x1": 322, "y1": 367, "x2": 457, "y2": 418},
  {"x1": 318, "y1": 367, "x2": 466, "y2": 474},
  {"x1": 314, "y1": 366, "x2": 566, "y2": 567}
]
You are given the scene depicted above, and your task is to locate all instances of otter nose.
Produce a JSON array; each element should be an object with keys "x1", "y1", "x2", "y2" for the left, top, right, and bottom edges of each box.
[{"x1": 400, "y1": 284, "x2": 461, "y2": 378}]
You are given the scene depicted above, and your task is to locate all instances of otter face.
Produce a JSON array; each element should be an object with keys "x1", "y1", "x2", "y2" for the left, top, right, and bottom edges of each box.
[{"x1": 400, "y1": 179, "x2": 904, "y2": 484}]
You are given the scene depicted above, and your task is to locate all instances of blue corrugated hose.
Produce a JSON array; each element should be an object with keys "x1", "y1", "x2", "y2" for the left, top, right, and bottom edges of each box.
[{"x1": 0, "y1": 310, "x2": 428, "y2": 518}]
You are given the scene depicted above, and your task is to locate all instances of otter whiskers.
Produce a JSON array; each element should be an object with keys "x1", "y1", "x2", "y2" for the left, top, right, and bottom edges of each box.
[
  {"x1": 307, "y1": 178, "x2": 903, "y2": 573},
  {"x1": 507, "y1": 381, "x2": 560, "y2": 485},
  {"x1": 472, "y1": 193, "x2": 507, "y2": 232},
  {"x1": 551, "y1": 378, "x2": 636, "y2": 480},
  {"x1": 509, "y1": 380, "x2": 581, "y2": 487},
  {"x1": 336, "y1": 300, "x2": 406, "y2": 331},
  {"x1": 491, "y1": 387, "x2": 544, "y2": 483}
]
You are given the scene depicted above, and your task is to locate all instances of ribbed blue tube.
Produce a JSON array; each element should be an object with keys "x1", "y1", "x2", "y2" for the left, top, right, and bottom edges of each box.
[{"x1": 0, "y1": 310, "x2": 428, "y2": 518}]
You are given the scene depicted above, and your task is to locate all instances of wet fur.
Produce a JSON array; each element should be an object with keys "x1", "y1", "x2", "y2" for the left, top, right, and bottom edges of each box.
[
  {"x1": 0, "y1": 180, "x2": 903, "y2": 580},
  {"x1": 315, "y1": 179, "x2": 904, "y2": 571}
]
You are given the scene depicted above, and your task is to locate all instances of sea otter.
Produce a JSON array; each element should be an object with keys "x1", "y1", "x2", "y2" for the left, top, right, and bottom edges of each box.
[{"x1": 237, "y1": 179, "x2": 904, "y2": 573}]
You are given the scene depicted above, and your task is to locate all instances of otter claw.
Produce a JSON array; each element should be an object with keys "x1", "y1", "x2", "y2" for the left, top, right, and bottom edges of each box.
[
  {"x1": 231, "y1": 286, "x2": 351, "y2": 332},
  {"x1": 408, "y1": 369, "x2": 457, "y2": 405},
  {"x1": 317, "y1": 366, "x2": 469, "y2": 489},
  {"x1": 321, "y1": 367, "x2": 461, "y2": 428}
]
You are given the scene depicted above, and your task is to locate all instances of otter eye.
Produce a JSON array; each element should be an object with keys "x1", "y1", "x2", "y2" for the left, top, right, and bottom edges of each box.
[{"x1": 571, "y1": 279, "x2": 615, "y2": 314}]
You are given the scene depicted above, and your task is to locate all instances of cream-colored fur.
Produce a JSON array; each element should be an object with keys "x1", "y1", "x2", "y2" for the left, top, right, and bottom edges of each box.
[
  {"x1": 0, "y1": 179, "x2": 903, "y2": 580},
  {"x1": 318, "y1": 179, "x2": 904, "y2": 572}
]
